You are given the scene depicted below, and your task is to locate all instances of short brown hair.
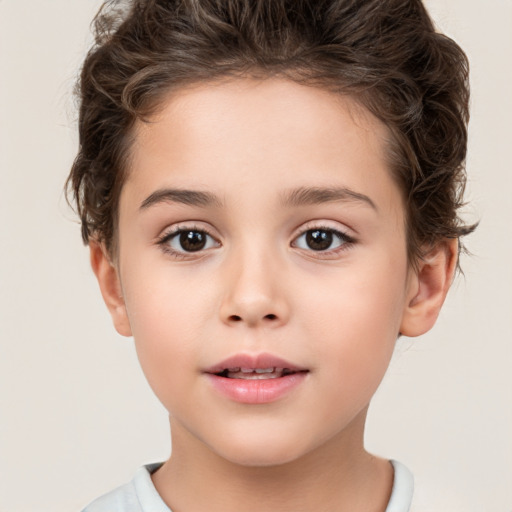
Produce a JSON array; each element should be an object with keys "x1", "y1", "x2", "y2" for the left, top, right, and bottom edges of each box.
[{"x1": 66, "y1": 0, "x2": 475, "y2": 265}]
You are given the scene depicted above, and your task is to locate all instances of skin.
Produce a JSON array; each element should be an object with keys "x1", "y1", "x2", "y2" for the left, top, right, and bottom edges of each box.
[{"x1": 91, "y1": 78, "x2": 457, "y2": 512}]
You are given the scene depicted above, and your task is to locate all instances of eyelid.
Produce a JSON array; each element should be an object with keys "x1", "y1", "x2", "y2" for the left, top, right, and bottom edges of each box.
[
  {"x1": 157, "y1": 219, "x2": 220, "y2": 238},
  {"x1": 156, "y1": 222, "x2": 221, "y2": 258},
  {"x1": 154, "y1": 220, "x2": 356, "y2": 260},
  {"x1": 290, "y1": 221, "x2": 357, "y2": 257},
  {"x1": 291, "y1": 220, "x2": 355, "y2": 240}
]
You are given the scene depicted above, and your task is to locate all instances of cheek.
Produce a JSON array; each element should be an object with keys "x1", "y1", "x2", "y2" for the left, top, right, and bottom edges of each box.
[
  {"x1": 122, "y1": 253, "x2": 212, "y2": 332},
  {"x1": 119, "y1": 262, "x2": 213, "y2": 396},
  {"x1": 299, "y1": 257, "x2": 407, "y2": 340},
  {"x1": 297, "y1": 255, "x2": 408, "y2": 396}
]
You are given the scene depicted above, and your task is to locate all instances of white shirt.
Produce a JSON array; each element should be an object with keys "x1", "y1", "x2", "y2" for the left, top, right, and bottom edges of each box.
[{"x1": 82, "y1": 460, "x2": 414, "y2": 512}]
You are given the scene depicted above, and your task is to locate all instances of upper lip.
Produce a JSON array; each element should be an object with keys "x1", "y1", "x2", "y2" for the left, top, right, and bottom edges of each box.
[{"x1": 204, "y1": 353, "x2": 308, "y2": 374}]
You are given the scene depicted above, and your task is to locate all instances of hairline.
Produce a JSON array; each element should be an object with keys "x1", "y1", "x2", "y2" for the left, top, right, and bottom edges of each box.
[{"x1": 106, "y1": 74, "x2": 421, "y2": 270}]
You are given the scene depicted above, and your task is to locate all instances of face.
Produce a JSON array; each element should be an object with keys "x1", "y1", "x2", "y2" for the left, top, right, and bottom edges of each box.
[{"x1": 103, "y1": 78, "x2": 422, "y2": 466}]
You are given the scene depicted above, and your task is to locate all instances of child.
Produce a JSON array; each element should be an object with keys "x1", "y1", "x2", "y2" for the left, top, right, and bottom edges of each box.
[{"x1": 67, "y1": 0, "x2": 474, "y2": 510}]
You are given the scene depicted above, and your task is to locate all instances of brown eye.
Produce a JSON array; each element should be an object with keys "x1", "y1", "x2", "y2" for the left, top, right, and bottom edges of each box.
[
  {"x1": 179, "y1": 230, "x2": 207, "y2": 252},
  {"x1": 162, "y1": 228, "x2": 219, "y2": 254},
  {"x1": 305, "y1": 230, "x2": 333, "y2": 251},
  {"x1": 293, "y1": 227, "x2": 352, "y2": 252}
]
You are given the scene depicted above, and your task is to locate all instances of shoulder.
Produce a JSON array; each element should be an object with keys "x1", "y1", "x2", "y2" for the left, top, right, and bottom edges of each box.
[
  {"x1": 386, "y1": 460, "x2": 414, "y2": 512},
  {"x1": 386, "y1": 460, "x2": 466, "y2": 512},
  {"x1": 81, "y1": 463, "x2": 169, "y2": 512},
  {"x1": 409, "y1": 470, "x2": 469, "y2": 512},
  {"x1": 81, "y1": 479, "x2": 141, "y2": 512}
]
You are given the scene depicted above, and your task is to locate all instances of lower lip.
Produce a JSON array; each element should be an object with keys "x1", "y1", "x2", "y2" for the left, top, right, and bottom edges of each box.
[{"x1": 205, "y1": 372, "x2": 308, "y2": 404}]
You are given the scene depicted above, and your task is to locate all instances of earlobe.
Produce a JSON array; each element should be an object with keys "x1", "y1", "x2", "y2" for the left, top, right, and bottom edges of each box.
[
  {"x1": 89, "y1": 241, "x2": 132, "y2": 337},
  {"x1": 400, "y1": 239, "x2": 458, "y2": 337}
]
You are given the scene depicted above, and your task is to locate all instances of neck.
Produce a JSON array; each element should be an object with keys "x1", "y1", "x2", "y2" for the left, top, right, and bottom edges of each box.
[{"x1": 152, "y1": 410, "x2": 393, "y2": 512}]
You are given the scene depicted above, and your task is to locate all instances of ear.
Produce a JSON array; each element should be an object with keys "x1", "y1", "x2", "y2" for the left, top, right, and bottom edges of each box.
[
  {"x1": 400, "y1": 238, "x2": 458, "y2": 337},
  {"x1": 89, "y1": 241, "x2": 132, "y2": 337}
]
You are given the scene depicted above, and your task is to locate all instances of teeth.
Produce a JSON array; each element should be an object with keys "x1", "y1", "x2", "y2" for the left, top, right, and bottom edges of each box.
[
  {"x1": 223, "y1": 367, "x2": 295, "y2": 379},
  {"x1": 238, "y1": 367, "x2": 279, "y2": 374},
  {"x1": 235, "y1": 372, "x2": 282, "y2": 380},
  {"x1": 254, "y1": 368, "x2": 274, "y2": 374}
]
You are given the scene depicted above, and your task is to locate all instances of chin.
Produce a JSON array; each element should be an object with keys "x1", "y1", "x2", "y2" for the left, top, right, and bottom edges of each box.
[
  {"x1": 220, "y1": 446, "x2": 303, "y2": 468},
  {"x1": 207, "y1": 428, "x2": 316, "y2": 468}
]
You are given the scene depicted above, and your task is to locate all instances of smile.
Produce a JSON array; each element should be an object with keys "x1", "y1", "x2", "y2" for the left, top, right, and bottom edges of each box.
[
  {"x1": 217, "y1": 367, "x2": 299, "y2": 379},
  {"x1": 204, "y1": 353, "x2": 309, "y2": 403}
]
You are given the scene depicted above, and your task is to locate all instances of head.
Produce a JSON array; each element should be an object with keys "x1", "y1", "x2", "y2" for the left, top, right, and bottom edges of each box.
[
  {"x1": 68, "y1": 0, "x2": 473, "y2": 266},
  {"x1": 67, "y1": 0, "x2": 474, "y2": 466}
]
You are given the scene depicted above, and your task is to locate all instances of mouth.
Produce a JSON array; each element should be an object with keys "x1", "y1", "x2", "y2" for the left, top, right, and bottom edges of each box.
[
  {"x1": 204, "y1": 353, "x2": 309, "y2": 404},
  {"x1": 214, "y1": 367, "x2": 304, "y2": 380},
  {"x1": 204, "y1": 353, "x2": 308, "y2": 380}
]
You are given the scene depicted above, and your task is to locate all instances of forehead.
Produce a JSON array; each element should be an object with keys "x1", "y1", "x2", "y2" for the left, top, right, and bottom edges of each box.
[
  {"x1": 124, "y1": 78, "x2": 402, "y2": 220},
  {"x1": 132, "y1": 78, "x2": 389, "y2": 167}
]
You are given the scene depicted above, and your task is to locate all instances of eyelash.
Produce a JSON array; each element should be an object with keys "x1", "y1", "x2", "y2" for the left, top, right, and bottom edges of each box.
[
  {"x1": 156, "y1": 224, "x2": 219, "y2": 260},
  {"x1": 156, "y1": 224, "x2": 356, "y2": 260},
  {"x1": 291, "y1": 225, "x2": 356, "y2": 258}
]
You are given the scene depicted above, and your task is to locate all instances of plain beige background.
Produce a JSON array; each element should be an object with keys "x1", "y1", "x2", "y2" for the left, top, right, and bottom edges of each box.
[{"x1": 0, "y1": 1, "x2": 510, "y2": 510}]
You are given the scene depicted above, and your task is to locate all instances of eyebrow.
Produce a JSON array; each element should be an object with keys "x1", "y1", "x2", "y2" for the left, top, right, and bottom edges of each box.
[
  {"x1": 140, "y1": 188, "x2": 223, "y2": 210},
  {"x1": 282, "y1": 186, "x2": 377, "y2": 211},
  {"x1": 139, "y1": 185, "x2": 377, "y2": 212}
]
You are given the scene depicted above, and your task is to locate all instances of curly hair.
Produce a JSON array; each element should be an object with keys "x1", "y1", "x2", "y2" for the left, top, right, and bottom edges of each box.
[{"x1": 66, "y1": 0, "x2": 475, "y2": 266}]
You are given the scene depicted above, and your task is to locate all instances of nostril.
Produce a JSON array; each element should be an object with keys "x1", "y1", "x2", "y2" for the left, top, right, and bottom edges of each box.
[{"x1": 228, "y1": 313, "x2": 277, "y2": 322}]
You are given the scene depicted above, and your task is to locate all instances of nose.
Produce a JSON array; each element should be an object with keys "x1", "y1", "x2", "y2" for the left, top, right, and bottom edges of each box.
[{"x1": 219, "y1": 246, "x2": 290, "y2": 328}]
